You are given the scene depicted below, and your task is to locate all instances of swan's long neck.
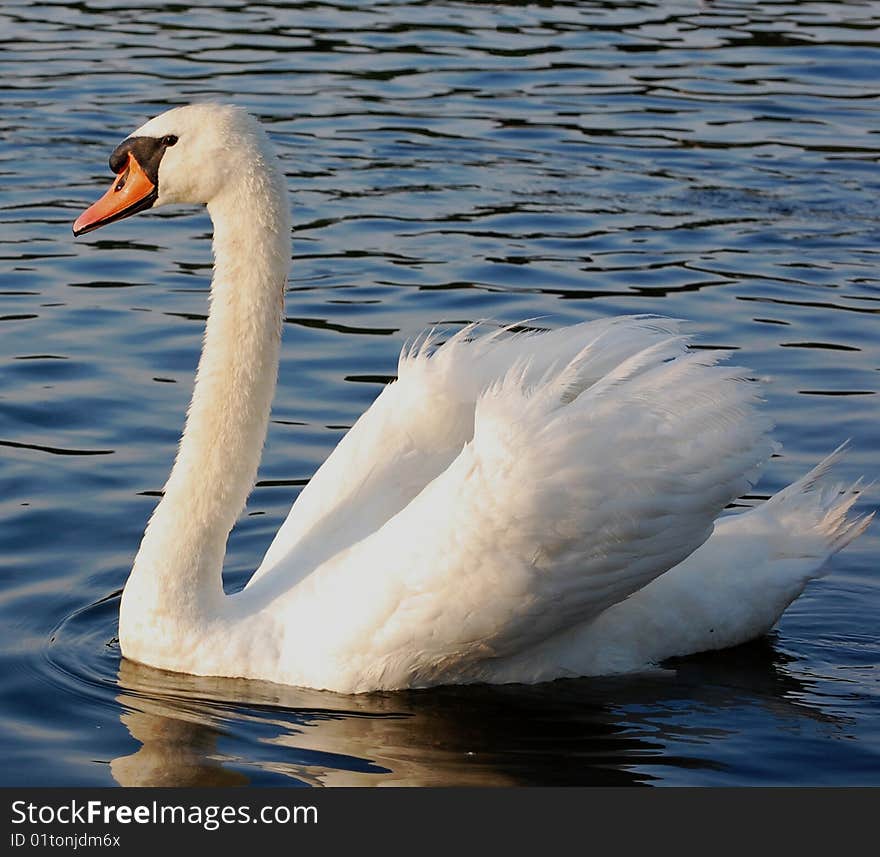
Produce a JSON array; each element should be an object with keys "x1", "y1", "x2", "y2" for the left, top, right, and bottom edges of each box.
[{"x1": 122, "y1": 151, "x2": 290, "y2": 635}]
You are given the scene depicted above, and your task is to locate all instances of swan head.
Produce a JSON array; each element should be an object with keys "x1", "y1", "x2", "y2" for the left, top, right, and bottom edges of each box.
[{"x1": 73, "y1": 104, "x2": 268, "y2": 236}]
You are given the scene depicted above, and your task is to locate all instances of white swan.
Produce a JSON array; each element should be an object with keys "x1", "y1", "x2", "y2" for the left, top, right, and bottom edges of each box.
[{"x1": 73, "y1": 104, "x2": 872, "y2": 694}]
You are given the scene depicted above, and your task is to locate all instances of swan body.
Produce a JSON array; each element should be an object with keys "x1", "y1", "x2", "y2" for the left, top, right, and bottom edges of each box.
[{"x1": 73, "y1": 104, "x2": 872, "y2": 693}]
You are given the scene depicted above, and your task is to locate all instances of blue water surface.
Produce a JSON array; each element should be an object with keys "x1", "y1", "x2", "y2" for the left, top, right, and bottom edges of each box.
[{"x1": 0, "y1": 0, "x2": 878, "y2": 786}]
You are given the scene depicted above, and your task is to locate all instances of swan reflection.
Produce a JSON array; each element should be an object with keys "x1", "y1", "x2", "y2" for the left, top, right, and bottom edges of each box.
[{"x1": 111, "y1": 640, "x2": 841, "y2": 787}]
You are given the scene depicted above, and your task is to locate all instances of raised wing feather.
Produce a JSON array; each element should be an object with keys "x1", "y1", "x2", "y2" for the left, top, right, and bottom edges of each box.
[
  {"x1": 250, "y1": 315, "x2": 685, "y2": 587},
  {"x1": 247, "y1": 323, "x2": 774, "y2": 692}
]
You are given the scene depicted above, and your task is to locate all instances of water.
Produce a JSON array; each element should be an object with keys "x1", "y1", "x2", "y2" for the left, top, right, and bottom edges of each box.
[{"x1": 1, "y1": 0, "x2": 878, "y2": 787}]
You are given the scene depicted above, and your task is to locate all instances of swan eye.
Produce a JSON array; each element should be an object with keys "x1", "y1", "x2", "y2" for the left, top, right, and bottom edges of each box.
[{"x1": 162, "y1": 135, "x2": 178, "y2": 147}]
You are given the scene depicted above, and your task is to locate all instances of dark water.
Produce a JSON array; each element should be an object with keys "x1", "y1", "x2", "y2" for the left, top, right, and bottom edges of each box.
[{"x1": 1, "y1": 0, "x2": 878, "y2": 786}]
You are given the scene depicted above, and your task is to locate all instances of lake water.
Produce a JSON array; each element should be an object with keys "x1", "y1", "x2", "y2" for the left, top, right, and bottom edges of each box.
[{"x1": 1, "y1": 0, "x2": 878, "y2": 787}]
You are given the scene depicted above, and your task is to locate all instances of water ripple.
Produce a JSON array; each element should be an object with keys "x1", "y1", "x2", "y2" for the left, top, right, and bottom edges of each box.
[{"x1": 0, "y1": 0, "x2": 877, "y2": 786}]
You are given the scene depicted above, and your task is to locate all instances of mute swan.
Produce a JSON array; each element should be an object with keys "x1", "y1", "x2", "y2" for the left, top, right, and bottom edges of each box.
[{"x1": 73, "y1": 104, "x2": 872, "y2": 693}]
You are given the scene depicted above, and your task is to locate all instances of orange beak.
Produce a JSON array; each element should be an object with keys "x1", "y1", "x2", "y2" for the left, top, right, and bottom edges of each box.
[{"x1": 73, "y1": 153, "x2": 158, "y2": 236}]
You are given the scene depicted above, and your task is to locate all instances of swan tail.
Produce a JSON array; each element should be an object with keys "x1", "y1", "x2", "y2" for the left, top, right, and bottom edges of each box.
[{"x1": 753, "y1": 444, "x2": 874, "y2": 567}]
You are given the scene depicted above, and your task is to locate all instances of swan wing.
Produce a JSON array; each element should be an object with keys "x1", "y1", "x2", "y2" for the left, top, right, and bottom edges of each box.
[
  {"x1": 250, "y1": 316, "x2": 691, "y2": 586},
  {"x1": 256, "y1": 329, "x2": 774, "y2": 691}
]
